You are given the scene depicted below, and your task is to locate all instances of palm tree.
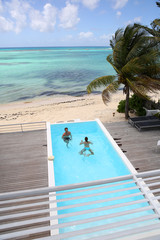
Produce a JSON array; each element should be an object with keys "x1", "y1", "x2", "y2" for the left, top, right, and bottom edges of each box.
[
  {"x1": 87, "y1": 24, "x2": 160, "y2": 119},
  {"x1": 135, "y1": 20, "x2": 160, "y2": 39}
]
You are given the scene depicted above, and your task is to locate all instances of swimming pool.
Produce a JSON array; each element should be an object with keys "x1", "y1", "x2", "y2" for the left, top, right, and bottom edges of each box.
[
  {"x1": 50, "y1": 120, "x2": 134, "y2": 186},
  {"x1": 48, "y1": 120, "x2": 158, "y2": 237}
]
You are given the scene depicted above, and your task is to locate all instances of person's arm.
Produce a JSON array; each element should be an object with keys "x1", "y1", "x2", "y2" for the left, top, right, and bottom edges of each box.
[
  {"x1": 80, "y1": 140, "x2": 84, "y2": 145},
  {"x1": 62, "y1": 133, "x2": 65, "y2": 139}
]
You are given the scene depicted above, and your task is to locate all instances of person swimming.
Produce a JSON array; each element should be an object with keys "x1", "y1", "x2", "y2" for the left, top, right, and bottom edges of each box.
[
  {"x1": 62, "y1": 127, "x2": 72, "y2": 147},
  {"x1": 79, "y1": 137, "x2": 94, "y2": 156}
]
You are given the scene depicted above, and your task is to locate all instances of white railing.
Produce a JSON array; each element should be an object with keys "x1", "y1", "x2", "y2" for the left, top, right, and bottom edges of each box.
[
  {"x1": 0, "y1": 121, "x2": 47, "y2": 133},
  {"x1": 0, "y1": 170, "x2": 160, "y2": 239}
]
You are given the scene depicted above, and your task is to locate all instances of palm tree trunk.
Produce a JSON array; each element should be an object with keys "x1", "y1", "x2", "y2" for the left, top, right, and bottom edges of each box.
[{"x1": 125, "y1": 85, "x2": 130, "y2": 119}]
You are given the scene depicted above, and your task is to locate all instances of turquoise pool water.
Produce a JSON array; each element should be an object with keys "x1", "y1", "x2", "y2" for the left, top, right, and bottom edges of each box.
[
  {"x1": 51, "y1": 121, "x2": 130, "y2": 186},
  {"x1": 50, "y1": 121, "x2": 156, "y2": 238}
]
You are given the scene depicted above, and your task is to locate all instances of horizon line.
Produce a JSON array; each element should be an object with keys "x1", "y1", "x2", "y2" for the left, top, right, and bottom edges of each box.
[{"x1": 0, "y1": 45, "x2": 110, "y2": 49}]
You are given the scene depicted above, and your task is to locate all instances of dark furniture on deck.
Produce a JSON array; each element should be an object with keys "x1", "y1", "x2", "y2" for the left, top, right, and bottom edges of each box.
[
  {"x1": 135, "y1": 120, "x2": 160, "y2": 131},
  {"x1": 128, "y1": 116, "x2": 159, "y2": 126}
]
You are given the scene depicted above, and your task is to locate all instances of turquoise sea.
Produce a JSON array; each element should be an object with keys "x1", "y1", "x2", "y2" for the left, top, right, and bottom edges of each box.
[{"x1": 0, "y1": 46, "x2": 114, "y2": 104}]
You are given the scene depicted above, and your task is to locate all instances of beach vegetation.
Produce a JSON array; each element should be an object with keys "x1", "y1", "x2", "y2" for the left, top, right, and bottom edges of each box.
[
  {"x1": 87, "y1": 24, "x2": 160, "y2": 119},
  {"x1": 117, "y1": 100, "x2": 126, "y2": 113},
  {"x1": 117, "y1": 94, "x2": 146, "y2": 116}
]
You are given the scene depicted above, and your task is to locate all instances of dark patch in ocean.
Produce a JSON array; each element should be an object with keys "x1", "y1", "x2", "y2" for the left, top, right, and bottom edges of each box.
[
  {"x1": 12, "y1": 95, "x2": 37, "y2": 102},
  {"x1": 14, "y1": 90, "x2": 101, "y2": 102},
  {"x1": 37, "y1": 69, "x2": 103, "y2": 89}
]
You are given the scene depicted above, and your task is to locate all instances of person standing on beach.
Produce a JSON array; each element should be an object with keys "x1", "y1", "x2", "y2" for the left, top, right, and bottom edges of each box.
[
  {"x1": 62, "y1": 128, "x2": 72, "y2": 147},
  {"x1": 79, "y1": 137, "x2": 94, "y2": 156}
]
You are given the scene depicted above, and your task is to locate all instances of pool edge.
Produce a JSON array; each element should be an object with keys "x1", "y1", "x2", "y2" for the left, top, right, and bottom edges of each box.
[{"x1": 95, "y1": 118, "x2": 137, "y2": 175}]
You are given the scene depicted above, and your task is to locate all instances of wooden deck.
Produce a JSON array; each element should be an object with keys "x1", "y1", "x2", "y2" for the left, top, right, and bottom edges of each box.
[
  {"x1": 103, "y1": 121, "x2": 160, "y2": 172},
  {"x1": 0, "y1": 122, "x2": 160, "y2": 193},
  {"x1": 0, "y1": 122, "x2": 160, "y2": 239},
  {"x1": 0, "y1": 130, "x2": 48, "y2": 193},
  {"x1": 0, "y1": 121, "x2": 159, "y2": 194}
]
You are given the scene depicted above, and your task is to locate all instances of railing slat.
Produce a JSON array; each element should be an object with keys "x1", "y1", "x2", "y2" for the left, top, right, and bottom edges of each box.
[
  {"x1": 0, "y1": 191, "x2": 145, "y2": 221},
  {"x1": 0, "y1": 179, "x2": 135, "y2": 205},
  {"x1": 0, "y1": 185, "x2": 140, "y2": 212},
  {"x1": 0, "y1": 199, "x2": 151, "y2": 231},
  {"x1": 0, "y1": 213, "x2": 159, "y2": 239}
]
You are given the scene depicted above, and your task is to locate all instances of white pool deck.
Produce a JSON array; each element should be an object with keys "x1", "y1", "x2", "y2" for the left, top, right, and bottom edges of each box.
[{"x1": 0, "y1": 120, "x2": 160, "y2": 239}]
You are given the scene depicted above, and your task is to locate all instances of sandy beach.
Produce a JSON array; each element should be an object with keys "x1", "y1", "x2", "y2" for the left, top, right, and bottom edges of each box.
[
  {"x1": 0, "y1": 91, "x2": 126, "y2": 125},
  {"x1": 0, "y1": 91, "x2": 159, "y2": 125}
]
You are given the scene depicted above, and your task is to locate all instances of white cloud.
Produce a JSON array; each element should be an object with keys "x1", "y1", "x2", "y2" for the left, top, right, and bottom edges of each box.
[
  {"x1": 100, "y1": 33, "x2": 113, "y2": 40},
  {"x1": 81, "y1": 0, "x2": 100, "y2": 10},
  {"x1": 59, "y1": 2, "x2": 80, "y2": 29},
  {"x1": 71, "y1": 0, "x2": 100, "y2": 10},
  {"x1": 134, "y1": 16, "x2": 141, "y2": 23},
  {"x1": 116, "y1": 11, "x2": 121, "y2": 17},
  {"x1": 6, "y1": 0, "x2": 30, "y2": 33},
  {"x1": 125, "y1": 16, "x2": 141, "y2": 26},
  {"x1": 30, "y1": 3, "x2": 57, "y2": 32},
  {"x1": 0, "y1": 0, "x2": 57, "y2": 33},
  {"x1": 100, "y1": 33, "x2": 113, "y2": 44},
  {"x1": 79, "y1": 31, "x2": 93, "y2": 38},
  {"x1": 0, "y1": 16, "x2": 13, "y2": 31},
  {"x1": 112, "y1": 0, "x2": 128, "y2": 10}
]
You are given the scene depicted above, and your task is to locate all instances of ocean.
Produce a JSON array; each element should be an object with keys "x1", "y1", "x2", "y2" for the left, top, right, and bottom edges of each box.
[{"x1": 0, "y1": 46, "x2": 114, "y2": 104}]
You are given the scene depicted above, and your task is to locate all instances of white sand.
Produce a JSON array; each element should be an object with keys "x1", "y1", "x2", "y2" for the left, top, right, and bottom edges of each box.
[{"x1": 0, "y1": 91, "x2": 159, "y2": 125}]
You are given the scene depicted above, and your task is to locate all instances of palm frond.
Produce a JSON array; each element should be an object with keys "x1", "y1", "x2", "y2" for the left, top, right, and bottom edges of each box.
[
  {"x1": 153, "y1": 18, "x2": 160, "y2": 27},
  {"x1": 87, "y1": 75, "x2": 116, "y2": 93},
  {"x1": 134, "y1": 76, "x2": 160, "y2": 91},
  {"x1": 102, "y1": 81, "x2": 119, "y2": 105},
  {"x1": 110, "y1": 28, "x2": 123, "y2": 49},
  {"x1": 135, "y1": 23, "x2": 160, "y2": 37},
  {"x1": 125, "y1": 77, "x2": 150, "y2": 100},
  {"x1": 106, "y1": 54, "x2": 120, "y2": 73},
  {"x1": 126, "y1": 36, "x2": 159, "y2": 63},
  {"x1": 123, "y1": 50, "x2": 160, "y2": 77}
]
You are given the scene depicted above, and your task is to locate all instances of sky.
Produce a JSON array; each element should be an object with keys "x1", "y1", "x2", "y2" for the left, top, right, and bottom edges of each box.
[{"x1": 0, "y1": 0, "x2": 159, "y2": 47}]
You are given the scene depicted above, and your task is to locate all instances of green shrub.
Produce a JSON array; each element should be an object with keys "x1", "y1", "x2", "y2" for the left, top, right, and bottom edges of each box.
[
  {"x1": 117, "y1": 100, "x2": 126, "y2": 113},
  {"x1": 117, "y1": 94, "x2": 146, "y2": 116},
  {"x1": 129, "y1": 94, "x2": 146, "y2": 116}
]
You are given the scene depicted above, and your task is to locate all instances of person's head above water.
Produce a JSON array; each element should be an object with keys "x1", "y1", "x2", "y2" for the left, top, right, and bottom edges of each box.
[
  {"x1": 85, "y1": 137, "x2": 88, "y2": 142},
  {"x1": 64, "y1": 127, "x2": 68, "y2": 132}
]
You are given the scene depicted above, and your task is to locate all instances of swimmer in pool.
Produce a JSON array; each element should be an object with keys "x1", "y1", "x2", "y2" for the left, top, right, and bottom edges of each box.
[
  {"x1": 62, "y1": 127, "x2": 72, "y2": 147},
  {"x1": 79, "y1": 137, "x2": 94, "y2": 156}
]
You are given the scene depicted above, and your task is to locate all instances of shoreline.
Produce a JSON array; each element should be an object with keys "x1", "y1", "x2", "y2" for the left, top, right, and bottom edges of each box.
[
  {"x1": 0, "y1": 92, "x2": 127, "y2": 124},
  {"x1": 0, "y1": 91, "x2": 159, "y2": 125}
]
